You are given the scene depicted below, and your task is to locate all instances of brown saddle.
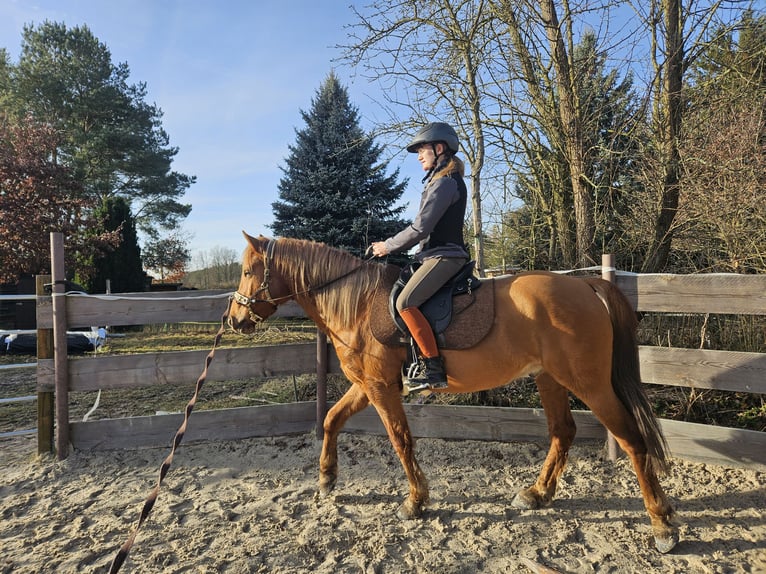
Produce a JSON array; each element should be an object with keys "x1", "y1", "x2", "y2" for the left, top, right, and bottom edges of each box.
[{"x1": 369, "y1": 266, "x2": 495, "y2": 350}]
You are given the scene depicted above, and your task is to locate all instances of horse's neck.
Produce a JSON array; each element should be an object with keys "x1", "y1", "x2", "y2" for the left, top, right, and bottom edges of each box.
[{"x1": 282, "y1": 249, "x2": 392, "y2": 335}]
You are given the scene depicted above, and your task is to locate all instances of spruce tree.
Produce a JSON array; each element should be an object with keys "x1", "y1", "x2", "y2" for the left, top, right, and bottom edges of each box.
[
  {"x1": 271, "y1": 72, "x2": 409, "y2": 257},
  {"x1": 89, "y1": 196, "x2": 147, "y2": 293}
]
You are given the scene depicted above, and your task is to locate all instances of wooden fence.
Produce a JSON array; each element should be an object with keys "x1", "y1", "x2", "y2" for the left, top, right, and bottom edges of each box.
[{"x1": 35, "y1": 234, "x2": 766, "y2": 470}]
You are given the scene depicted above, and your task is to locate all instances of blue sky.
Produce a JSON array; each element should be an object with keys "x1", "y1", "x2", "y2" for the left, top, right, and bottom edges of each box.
[{"x1": 0, "y1": 0, "x2": 423, "y2": 266}]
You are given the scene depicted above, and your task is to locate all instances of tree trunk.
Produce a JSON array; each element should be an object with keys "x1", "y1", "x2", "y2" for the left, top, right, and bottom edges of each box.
[
  {"x1": 539, "y1": 0, "x2": 595, "y2": 267},
  {"x1": 461, "y1": 15, "x2": 486, "y2": 276},
  {"x1": 643, "y1": 0, "x2": 683, "y2": 272}
]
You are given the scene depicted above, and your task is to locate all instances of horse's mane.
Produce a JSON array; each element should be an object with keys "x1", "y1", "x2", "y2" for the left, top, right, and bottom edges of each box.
[{"x1": 271, "y1": 238, "x2": 392, "y2": 328}]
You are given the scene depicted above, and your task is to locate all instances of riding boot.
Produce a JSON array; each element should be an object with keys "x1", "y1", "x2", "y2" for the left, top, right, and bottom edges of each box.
[{"x1": 399, "y1": 307, "x2": 448, "y2": 391}]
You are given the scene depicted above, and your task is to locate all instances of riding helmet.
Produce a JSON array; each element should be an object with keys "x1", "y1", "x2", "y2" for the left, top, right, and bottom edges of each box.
[{"x1": 406, "y1": 122, "x2": 460, "y2": 154}]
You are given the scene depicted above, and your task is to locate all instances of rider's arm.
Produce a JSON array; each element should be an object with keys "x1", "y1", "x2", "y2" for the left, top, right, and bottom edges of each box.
[{"x1": 383, "y1": 177, "x2": 459, "y2": 255}]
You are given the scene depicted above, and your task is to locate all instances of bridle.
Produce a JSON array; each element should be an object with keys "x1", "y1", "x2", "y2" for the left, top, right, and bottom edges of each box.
[
  {"x1": 231, "y1": 239, "x2": 280, "y2": 322},
  {"x1": 231, "y1": 239, "x2": 375, "y2": 323}
]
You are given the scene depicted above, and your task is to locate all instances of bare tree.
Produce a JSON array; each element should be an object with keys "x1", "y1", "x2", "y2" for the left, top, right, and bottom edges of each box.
[
  {"x1": 490, "y1": 1, "x2": 576, "y2": 265},
  {"x1": 629, "y1": 0, "x2": 739, "y2": 271},
  {"x1": 188, "y1": 246, "x2": 240, "y2": 288},
  {"x1": 209, "y1": 246, "x2": 240, "y2": 286},
  {"x1": 491, "y1": 0, "x2": 629, "y2": 268},
  {"x1": 342, "y1": 0, "x2": 763, "y2": 274},
  {"x1": 539, "y1": 0, "x2": 595, "y2": 266},
  {"x1": 673, "y1": 10, "x2": 766, "y2": 272},
  {"x1": 678, "y1": 99, "x2": 766, "y2": 272},
  {"x1": 343, "y1": 0, "x2": 496, "y2": 272}
]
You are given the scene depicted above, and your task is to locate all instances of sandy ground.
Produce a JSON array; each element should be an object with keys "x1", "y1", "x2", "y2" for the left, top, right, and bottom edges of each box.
[{"x1": 1, "y1": 430, "x2": 764, "y2": 574}]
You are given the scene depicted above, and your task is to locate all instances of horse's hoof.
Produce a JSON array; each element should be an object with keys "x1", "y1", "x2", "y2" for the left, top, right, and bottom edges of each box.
[
  {"x1": 318, "y1": 475, "x2": 337, "y2": 497},
  {"x1": 654, "y1": 530, "x2": 679, "y2": 554},
  {"x1": 397, "y1": 499, "x2": 424, "y2": 520},
  {"x1": 511, "y1": 489, "x2": 541, "y2": 510}
]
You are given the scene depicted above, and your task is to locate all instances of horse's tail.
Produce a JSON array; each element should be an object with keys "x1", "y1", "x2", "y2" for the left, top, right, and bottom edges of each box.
[{"x1": 585, "y1": 277, "x2": 670, "y2": 475}]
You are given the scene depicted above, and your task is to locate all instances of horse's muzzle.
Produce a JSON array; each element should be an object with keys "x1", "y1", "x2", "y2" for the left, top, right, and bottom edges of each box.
[
  {"x1": 227, "y1": 293, "x2": 262, "y2": 333},
  {"x1": 227, "y1": 313, "x2": 257, "y2": 334}
]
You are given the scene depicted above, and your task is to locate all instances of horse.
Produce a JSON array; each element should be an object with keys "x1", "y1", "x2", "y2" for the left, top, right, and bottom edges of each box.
[{"x1": 228, "y1": 233, "x2": 679, "y2": 553}]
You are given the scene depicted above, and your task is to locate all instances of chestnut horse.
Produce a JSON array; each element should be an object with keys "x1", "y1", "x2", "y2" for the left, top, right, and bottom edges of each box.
[{"x1": 228, "y1": 233, "x2": 679, "y2": 553}]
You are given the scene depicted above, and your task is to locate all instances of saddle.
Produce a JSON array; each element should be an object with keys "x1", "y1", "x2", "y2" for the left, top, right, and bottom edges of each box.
[{"x1": 370, "y1": 261, "x2": 495, "y2": 350}]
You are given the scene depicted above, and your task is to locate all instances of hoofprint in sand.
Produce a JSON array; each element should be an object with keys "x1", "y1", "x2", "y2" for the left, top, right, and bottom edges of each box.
[{"x1": 1, "y1": 432, "x2": 764, "y2": 573}]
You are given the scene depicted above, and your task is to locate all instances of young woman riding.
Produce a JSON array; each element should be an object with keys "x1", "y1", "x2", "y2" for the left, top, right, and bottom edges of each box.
[{"x1": 370, "y1": 122, "x2": 469, "y2": 391}]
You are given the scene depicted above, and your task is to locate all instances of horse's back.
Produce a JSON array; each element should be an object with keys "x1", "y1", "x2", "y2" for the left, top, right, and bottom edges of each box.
[
  {"x1": 496, "y1": 271, "x2": 611, "y2": 321},
  {"x1": 490, "y1": 271, "x2": 615, "y2": 366}
]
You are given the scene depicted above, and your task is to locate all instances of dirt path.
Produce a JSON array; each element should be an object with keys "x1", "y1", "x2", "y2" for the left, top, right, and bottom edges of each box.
[{"x1": 1, "y1": 432, "x2": 764, "y2": 573}]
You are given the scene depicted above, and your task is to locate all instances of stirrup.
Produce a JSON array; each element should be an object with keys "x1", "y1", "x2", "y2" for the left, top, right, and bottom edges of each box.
[
  {"x1": 403, "y1": 357, "x2": 448, "y2": 394},
  {"x1": 404, "y1": 380, "x2": 442, "y2": 394}
]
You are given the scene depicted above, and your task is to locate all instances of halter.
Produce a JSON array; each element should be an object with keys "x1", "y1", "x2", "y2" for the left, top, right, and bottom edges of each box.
[{"x1": 231, "y1": 239, "x2": 279, "y2": 322}]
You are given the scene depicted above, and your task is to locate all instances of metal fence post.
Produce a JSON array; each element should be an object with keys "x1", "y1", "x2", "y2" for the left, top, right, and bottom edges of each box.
[
  {"x1": 51, "y1": 232, "x2": 69, "y2": 459},
  {"x1": 36, "y1": 274, "x2": 54, "y2": 455},
  {"x1": 602, "y1": 253, "x2": 619, "y2": 462}
]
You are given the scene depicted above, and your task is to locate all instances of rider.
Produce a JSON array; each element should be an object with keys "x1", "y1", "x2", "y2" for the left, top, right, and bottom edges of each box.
[{"x1": 371, "y1": 122, "x2": 469, "y2": 390}]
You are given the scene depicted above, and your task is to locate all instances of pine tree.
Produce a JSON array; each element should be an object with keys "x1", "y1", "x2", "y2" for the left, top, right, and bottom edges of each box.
[
  {"x1": 5, "y1": 22, "x2": 194, "y2": 239},
  {"x1": 271, "y1": 72, "x2": 409, "y2": 257}
]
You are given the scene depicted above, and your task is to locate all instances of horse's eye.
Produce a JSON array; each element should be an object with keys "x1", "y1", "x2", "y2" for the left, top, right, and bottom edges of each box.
[{"x1": 243, "y1": 269, "x2": 252, "y2": 277}]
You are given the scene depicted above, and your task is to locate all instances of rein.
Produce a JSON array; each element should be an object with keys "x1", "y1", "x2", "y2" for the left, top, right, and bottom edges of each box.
[
  {"x1": 232, "y1": 239, "x2": 374, "y2": 322},
  {"x1": 108, "y1": 299, "x2": 231, "y2": 573}
]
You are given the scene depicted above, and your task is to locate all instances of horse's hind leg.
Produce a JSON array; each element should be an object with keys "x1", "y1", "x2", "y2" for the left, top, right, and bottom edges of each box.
[
  {"x1": 586, "y1": 392, "x2": 679, "y2": 553},
  {"x1": 319, "y1": 384, "x2": 369, "y2": 496},
  {"x1": 512, "y1": 373, "x2": 576, "y2": 509}
]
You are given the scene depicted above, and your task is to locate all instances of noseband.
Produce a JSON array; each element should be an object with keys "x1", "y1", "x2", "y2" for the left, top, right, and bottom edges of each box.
[{"x1": 231, "y1": 240, "x2": 279, "y2": 322}]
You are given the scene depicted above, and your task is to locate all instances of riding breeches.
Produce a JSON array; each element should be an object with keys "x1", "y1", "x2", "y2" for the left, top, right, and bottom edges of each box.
[{"x1": 395, "y1": 256, "x2": 468, "y2": 312}]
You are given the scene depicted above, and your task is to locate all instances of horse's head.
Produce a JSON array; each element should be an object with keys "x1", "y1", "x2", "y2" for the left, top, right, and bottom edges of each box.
[{"x1": 228, "y1": 232, "x2": 289, "y2": 333}]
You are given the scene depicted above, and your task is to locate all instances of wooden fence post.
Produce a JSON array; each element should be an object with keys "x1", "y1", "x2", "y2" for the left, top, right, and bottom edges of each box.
[
  {"x1": 602, "y1": 253, "x2": 619, "y2": 462},
  {"x1": 316, "y1": 330, "x2": 328, "y2": 440},
  {"x1": 36, "y1": 274, "x2": 54, "y2": 455},
  {"x1": 51, "y1": 232, "x2": 69, "y2": 460}
]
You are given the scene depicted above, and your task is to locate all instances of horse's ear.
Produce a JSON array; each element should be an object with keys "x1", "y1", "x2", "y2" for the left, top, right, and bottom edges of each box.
[{"x1": 242, "y1": 231, "x2": 268, "y2": 253}]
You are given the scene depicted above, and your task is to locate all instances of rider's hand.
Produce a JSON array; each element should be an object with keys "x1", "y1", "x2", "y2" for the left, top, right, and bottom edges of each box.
[{"x1": 371, "y1": 242, "x2": 389, "y2": 257}]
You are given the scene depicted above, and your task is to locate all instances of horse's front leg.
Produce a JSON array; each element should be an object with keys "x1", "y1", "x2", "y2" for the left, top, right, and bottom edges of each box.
[
  {"x1": 513, "y1": 373, "x2": 576, "y2": 509},
  {"x1": 319, "y1": 383, "x2": 369, "y2": 496},
  {"x1": 371, "y1": 389, "x2": 429, "y2": 519}
]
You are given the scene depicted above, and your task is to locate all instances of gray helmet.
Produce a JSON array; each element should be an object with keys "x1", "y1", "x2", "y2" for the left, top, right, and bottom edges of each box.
[{"x1": 406, "y1": 122, "x2": 459, "y2": 154}]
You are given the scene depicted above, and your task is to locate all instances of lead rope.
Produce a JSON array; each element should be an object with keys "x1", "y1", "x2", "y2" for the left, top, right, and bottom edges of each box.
[{"x1": 108, "y1": 299, "x2": 231, "y2": 573}]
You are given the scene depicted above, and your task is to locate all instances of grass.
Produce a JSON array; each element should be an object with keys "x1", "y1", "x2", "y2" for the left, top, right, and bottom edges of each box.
[{"x1": 105, "y1": 318, "x2": 318, "y2": 352}]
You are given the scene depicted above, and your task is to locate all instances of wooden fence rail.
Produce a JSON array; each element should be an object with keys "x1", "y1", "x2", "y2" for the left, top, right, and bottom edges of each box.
[{"x1": 36, "y1": 233, "x2": 766, "y2": 470}]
